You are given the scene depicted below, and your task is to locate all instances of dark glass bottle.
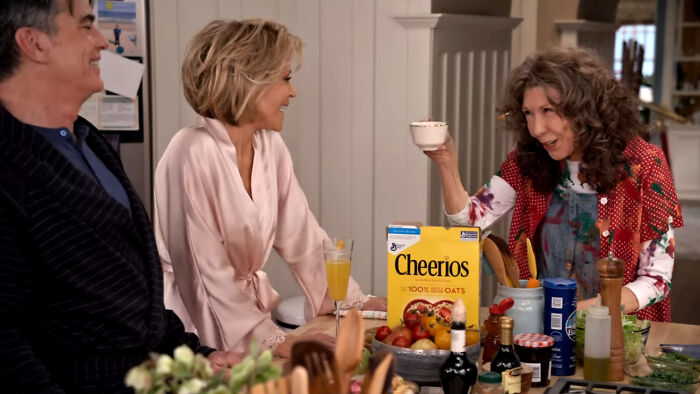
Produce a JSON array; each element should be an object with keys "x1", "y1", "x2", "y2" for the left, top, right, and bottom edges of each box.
[
  {"x1": 440, "y1": 299, "x2": 477, "y2": 394},
  {"x1": 491, "y1": 316, "x2": 521, "y2": 393}
]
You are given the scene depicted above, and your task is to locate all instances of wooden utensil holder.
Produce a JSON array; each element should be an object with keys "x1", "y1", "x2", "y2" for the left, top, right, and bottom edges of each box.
[{"x1": 596, "y1": 254, "x2": 625, "y2": 381}]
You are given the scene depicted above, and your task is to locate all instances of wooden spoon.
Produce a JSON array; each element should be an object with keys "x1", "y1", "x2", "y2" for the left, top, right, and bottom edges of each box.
[
  {"x1": 525, "y1": 238, "x2": 540, "y2": 288},
  {"x1": 483, "y1": 237, "x2": 510, "y2": 287},
  {"x1": 503, "y1": 253, "x2": 521, "y2": 288},
  {"x1": 290, "y1": 341, "x2": 339, "y2": 393},
  {"x1": 490, "y1": 235, "x2": 521, "y2": 288},
  {"x1": 335, "y1": 309, "x2": 365, "y2": 394},
  {"x1": 526, "y1": 238, "x2": 537, "y2": 279},
  {"x1": 361, "y1": 350, "x2": 395, "y2": 394},
  {"x1": 290, "y1": 366, "x2": 309, "y2": 394}
]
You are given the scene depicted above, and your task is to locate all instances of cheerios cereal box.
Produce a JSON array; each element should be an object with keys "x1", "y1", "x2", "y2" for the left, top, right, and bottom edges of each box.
[{"x1": 387, "y1": 225, "x2": 480, "y2": 330}]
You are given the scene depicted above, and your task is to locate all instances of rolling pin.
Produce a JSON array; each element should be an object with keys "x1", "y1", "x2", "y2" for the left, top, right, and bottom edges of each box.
[{"x1": 597, "y1": 253, "x2": 625, "y2": 381}]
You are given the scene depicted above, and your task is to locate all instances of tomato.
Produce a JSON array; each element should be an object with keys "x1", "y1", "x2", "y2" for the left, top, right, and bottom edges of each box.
[
  {"x1": 411, "y1": 324, "x2": 431, "y2": 341},
  {"x1": 392, "y1": 336, "x2": 411, "y2": 348},
  {"x1": 384, "y1": 326, "x2": 412, "y2": 345},
  {"x1": 410, "y1": 338, "x2": 438, "y2": 350},
  {"x1": 375, "y1": 325, "x2": 392, "y2": 342},
  {"x1": 465, "y1": 329, "x2": 480, "y2": 346},
  {"x1": 435, "y1": 330, "x2": 451, "y2": 350},
  {"x1": 403, "y1": 310, "x2": 421, "y2": 329}
]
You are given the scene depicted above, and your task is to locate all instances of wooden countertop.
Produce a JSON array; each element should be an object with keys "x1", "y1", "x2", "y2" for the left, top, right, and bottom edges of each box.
[{"x1": 287, "y1": 308, "x2": 700, "y2": 393}]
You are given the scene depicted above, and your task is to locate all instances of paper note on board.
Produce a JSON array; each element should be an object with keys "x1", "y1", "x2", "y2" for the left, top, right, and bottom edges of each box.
[{"x1": 98, "y1": 50, "x2": 144, "y2": 99}]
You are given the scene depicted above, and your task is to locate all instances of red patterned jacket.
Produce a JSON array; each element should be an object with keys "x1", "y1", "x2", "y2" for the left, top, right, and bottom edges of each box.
[{"x1": 500, "y1": 137, "x2": 683, "y2": 321}]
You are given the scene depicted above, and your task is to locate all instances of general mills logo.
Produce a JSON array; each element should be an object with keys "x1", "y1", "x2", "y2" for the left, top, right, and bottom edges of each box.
[
  {"x1": 390, "y1": 243, "x2": 397, "y2": 252},
  {"x1": 460, "y1": 230, "x2": 478, "y2": 241}
]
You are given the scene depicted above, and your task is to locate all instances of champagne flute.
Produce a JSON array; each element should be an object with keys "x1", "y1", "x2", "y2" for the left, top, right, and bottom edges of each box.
[{"x1": 323, "y1": 238, "x2": 353, "y2": 336}]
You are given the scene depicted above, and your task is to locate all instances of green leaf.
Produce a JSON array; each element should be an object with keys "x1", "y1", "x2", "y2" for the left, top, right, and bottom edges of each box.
[
  {"x1": 651, "y1": 183, "x2": 664, "y2": 196},
  {"x1": 650, "y1": 224, "x2": 665, "y2": 235},
  {"x1": 172, "y1": 368, "x2": 191, "y2": 379},
  {"x1": 515, "y1": 228, "x2": 524, "y2": 241}
]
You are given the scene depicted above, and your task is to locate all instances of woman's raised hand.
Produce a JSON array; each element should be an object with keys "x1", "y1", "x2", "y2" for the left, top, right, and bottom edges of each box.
[
  {"x1": 424, "y1": 132, "x2": 469, "y2": 215},
  {"x1": 423, "y1": 133, "x2": 458, "y2": 170}
]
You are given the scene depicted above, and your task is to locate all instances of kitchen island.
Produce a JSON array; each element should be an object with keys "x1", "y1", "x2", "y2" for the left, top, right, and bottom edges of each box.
[{"x1": 285, "y1": 308, "x2": 700, "y2": 393}]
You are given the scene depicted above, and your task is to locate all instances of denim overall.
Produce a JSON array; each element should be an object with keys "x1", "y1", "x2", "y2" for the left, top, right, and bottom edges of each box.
[{"x1": 537, "y1": 187, "x2": 601, "y2": 300}]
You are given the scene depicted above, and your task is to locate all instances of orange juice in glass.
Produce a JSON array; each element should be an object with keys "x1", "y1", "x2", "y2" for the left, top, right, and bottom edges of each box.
[
  {"x1": 326, "y1": 259, "x2": 351, "y2": 301},
  {"x1": 323, "y1": 238, "x2": 353, "y2": 336}
]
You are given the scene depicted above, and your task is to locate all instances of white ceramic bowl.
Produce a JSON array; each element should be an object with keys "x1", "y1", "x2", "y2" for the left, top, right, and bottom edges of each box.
[{"x1": 409, "y1": 121, "x2": 448, "y2": 151}]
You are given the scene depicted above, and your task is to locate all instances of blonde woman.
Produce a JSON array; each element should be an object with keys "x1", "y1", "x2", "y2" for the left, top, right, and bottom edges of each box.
[{"x1": 154, "y1": 19, "x2": 384, "y2": 353}]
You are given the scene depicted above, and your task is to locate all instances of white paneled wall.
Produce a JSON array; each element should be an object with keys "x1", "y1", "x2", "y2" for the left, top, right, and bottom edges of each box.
[
  {"x1": 150, "y1": 0, "x2": 519, "y2": 300},
  {"x1": 425, "y1": 17, "x2": 519, "y2": 302},
  {"x1": 430, "y1": 48, "x2": 514, "y2": 237}
]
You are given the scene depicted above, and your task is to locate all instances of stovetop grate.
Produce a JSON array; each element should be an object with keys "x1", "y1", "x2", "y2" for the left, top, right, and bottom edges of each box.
[{"x1": 545, "y1": 378, "x2": 689, "y2": 394}]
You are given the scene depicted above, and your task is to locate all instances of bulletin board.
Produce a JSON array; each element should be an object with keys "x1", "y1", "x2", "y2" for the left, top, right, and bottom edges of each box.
[{"x1": 79, "y1": 0, "x2": 146, "y2": 145}]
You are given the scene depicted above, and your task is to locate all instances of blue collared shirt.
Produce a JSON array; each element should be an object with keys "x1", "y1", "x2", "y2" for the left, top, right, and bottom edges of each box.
[{"x1": 34, "y1": 123, "x2": 131, "y2": 212}]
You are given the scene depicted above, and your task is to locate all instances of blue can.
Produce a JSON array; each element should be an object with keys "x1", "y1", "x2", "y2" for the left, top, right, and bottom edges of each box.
[{"x1": 543, "y1": 278, "x2": 577, "y2": 376}]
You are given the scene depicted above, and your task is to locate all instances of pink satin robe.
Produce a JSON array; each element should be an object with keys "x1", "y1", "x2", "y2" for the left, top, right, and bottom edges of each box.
[{"x1": 154, "y1": 117, "x2": 367, "y2": 352}]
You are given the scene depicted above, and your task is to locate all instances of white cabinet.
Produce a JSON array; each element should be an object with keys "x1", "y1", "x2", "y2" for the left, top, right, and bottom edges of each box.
[
  {"x1": 667, "y1": 124, "x2": 700, "y2": 200},
  {"x1": 666, "y1": 0, "x2": 700, "y2": 121},
  {"x1": 661, "y1": 0, "x2": 700, "y2": 202}
]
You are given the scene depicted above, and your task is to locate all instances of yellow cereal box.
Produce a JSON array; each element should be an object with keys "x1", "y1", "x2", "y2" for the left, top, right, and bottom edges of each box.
[{"x1": 387, "y1": 225, "x2": 480, "y2": 330}]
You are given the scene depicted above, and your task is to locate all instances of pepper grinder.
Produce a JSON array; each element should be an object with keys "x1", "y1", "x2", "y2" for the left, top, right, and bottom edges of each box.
[{"x1": 596, "y1": 252, "x2": 625, "y2": 381}]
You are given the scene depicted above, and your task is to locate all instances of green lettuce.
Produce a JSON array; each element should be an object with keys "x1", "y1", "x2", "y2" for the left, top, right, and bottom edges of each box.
[{"x1": 576, "y1": 310, "x2": 650, "y2": 364}]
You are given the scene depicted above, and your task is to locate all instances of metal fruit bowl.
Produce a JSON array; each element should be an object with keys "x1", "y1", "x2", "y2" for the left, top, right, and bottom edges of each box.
[{"x1": 371, "y1": 338, "x2": 479, "y2": 384}]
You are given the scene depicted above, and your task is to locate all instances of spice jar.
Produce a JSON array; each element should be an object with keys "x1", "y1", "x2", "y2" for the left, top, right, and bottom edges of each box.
[
  {"x1": 514, "y1": 333, "x2": 554, "y2": 387},
  {"x1": 484, "y1": 298, "x2": 514, "y2": 363},
  {"x1": 473, "y1": 372, "x2": 504, "y2": 394},
  {"x1": 482, "y1": 312, "x2": 502, "y2": 363}
]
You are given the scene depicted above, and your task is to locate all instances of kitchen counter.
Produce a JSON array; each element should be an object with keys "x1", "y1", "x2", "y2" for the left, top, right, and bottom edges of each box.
[{"x1": 286, "y1": 308, "x2": 700, "y2": 393}]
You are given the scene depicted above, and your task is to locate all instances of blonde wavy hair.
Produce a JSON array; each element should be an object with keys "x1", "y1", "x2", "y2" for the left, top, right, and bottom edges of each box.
[{"x1": 181, "y1": 18, "x2": 303, "y2": 125}]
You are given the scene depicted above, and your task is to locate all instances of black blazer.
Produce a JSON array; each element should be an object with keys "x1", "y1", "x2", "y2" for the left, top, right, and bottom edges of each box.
[{"x1": 0, "y1": 105, "x2": 209, "y2": 393}]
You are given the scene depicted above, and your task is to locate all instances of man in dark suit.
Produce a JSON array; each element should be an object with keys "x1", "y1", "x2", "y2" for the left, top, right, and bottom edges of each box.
[{"x1": 0, "y1": 0, "x2": 242, "y2": 392}]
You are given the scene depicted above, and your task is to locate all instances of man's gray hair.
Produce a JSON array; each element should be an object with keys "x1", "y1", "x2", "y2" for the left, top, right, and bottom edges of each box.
[{"x1": 0, "y1": 0, "x2": 87, "y2": 81}]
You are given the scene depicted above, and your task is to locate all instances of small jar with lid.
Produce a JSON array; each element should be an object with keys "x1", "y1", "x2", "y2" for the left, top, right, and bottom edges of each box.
[
  {"x1": 473, "y1": 372, "x2": 504, "y2": 394},
  {"x1": 514, "y1": 333, "x2": 554, "y2": 387}
]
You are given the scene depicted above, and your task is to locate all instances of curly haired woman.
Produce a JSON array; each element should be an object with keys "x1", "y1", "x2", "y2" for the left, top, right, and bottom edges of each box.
[{"x1": 426, "y1": 47, "x2": 683, "y2": 321}]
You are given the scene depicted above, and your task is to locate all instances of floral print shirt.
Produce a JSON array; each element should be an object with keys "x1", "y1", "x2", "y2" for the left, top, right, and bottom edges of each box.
[{"x1": 446, "y1": 138, "x2": 683, "y2": 321}]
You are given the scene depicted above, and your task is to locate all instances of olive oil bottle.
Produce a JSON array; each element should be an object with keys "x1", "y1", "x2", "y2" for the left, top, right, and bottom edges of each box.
[
  {"x1": 584, "y1": 305, "x2": 611, "y2": 381},
  {"x1": 439, "y1": 299, "x2": 478, "y2": 393},
  {"x1": 491, "y1": 316, "x2": 521, "y2": 393}
]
